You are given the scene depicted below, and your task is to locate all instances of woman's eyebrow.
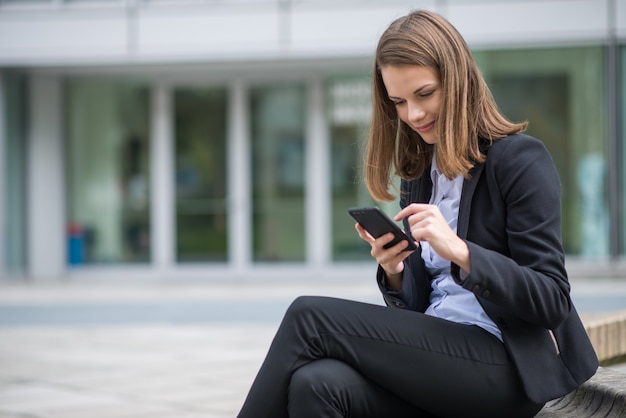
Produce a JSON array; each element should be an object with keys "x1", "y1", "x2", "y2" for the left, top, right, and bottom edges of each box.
[
  {"x1": 413, "y1": 83, "x2": 436, "y2": 94},
  {"x1": 388, "y1": 83, "x2": 437, "y2": 100}
]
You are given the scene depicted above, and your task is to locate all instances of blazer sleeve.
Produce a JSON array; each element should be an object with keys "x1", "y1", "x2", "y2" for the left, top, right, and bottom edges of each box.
[
  {"x1": 452, "y1": 135, "x2": 572, "y2": 330},
  {"x1": 376, "y1": 176, "x2": 432, "y2": 312}
]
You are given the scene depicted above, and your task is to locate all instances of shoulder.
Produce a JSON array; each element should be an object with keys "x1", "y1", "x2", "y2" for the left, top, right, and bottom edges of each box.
[
  {"x1": 485, "y1": 133, "x2": 555, "y2": 172},
  {"x1": 484, "y1": 133, "x2": 560, "y2": 194},
  {"x1": 487, "y1": 133, "x2": 548, "y2": 158}
]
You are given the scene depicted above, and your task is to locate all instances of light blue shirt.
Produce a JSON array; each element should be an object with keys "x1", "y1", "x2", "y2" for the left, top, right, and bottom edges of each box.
[{"x1": 421, "y1": 153, "x2": 503, "y2": 341}]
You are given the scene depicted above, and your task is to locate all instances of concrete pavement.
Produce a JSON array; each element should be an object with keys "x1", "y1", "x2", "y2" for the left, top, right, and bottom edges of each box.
[
  {"x1": 0, "y1": 278, "x2": 381, "y2": 418},
  {"x1": 0, "y1": 277, "x2": 625, "y2": 417}
]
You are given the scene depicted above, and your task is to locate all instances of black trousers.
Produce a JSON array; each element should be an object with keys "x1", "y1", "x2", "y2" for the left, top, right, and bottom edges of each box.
[{"x1": 237, "y1": 296, "x2": 544, "y2": 418}]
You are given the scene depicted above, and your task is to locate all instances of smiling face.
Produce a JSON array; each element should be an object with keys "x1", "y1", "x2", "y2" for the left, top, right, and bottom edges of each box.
[{"x1": 380, "y1": 65, "x2": 442, "y2": 145}]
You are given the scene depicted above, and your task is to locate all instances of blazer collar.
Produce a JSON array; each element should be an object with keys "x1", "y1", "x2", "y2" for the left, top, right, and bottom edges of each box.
[
  {"x1": 457, "y1": 161, "x2": 485, "y2": 240},
  {"x1": 416, "y1": 168, "x2": 433, "y2": 204},
  {"x1": 455, "y1": 137, "x2": 491, "y2": 239}
]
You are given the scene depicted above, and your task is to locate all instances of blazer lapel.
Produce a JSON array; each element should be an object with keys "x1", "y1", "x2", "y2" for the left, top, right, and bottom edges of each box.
[
  {"x1": 413, "y1": 166, "x2": 433, "y2": 204},
  {"x1": 457, "y1": 162, "x2": 485, "y2": 240},
  {"x1": 457, "y1": 137, "x2": 492, "y2": 240}
]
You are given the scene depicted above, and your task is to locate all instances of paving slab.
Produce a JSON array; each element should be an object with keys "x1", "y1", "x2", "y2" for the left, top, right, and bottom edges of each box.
[
  {"x1": 0, "y1": 325, "x2": 275, "y2": 417},
  {"x1": 0, "y1": 277, "x2": 625, "y2": 417}
]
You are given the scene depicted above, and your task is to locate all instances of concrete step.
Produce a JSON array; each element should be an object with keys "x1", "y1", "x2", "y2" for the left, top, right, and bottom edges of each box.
[
  {"x1": 536, "y1": 311, "x2": 626, "y2": 417},
  {"x1": 582, "y1": 310, "x2": 626, "y2": 365},
  {"x1": 537, "y1": 367, "x2": 626, "y2": 417}
]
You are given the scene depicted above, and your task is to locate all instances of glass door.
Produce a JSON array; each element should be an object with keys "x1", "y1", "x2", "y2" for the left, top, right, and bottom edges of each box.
[
  {"x1": 174, "y1": 88, "x2": 228, "y2": 262},
  {"x1": 475, "y1": 46, "x2": 607, "y2": 258},
  {"x1": 2, "y1": 72, "x2": 27, "y2": 273},
  {"x1": 66, "y1": 80, "x2": 151, "y2": 264},
  {"x1": 249, "y1": 84, "x2": 306, "y2": 262},
  {"x1": 326, "y1": 76, "x2": 376, "y2": 260}
]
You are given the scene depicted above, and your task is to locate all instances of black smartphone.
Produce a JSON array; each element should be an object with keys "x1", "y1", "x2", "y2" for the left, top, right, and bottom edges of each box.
[{"x1": 347, "y1": 206, "x2": 417, "y2": 251}]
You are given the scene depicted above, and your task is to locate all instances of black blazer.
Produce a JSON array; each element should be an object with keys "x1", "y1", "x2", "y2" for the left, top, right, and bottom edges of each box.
[{"x1": 377, "y1": 133, "x2": 598, "y2": 404}]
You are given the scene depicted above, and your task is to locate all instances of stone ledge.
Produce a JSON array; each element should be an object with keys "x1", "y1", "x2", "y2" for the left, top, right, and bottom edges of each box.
[
  {"x1": 582, "y1": 310, "x2": 626, "y2": 364},
  {"x1": 535, "y1": 310, "x2": 626, "y2": 417},
  {"x1": 536, "y1": 367, "x2": 626, "y2": 417}
]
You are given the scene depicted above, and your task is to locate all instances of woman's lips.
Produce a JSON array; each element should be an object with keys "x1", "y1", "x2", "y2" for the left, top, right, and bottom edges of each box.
[{"x1": 415, "y1": 121, "x2": 435, "y2": 133}]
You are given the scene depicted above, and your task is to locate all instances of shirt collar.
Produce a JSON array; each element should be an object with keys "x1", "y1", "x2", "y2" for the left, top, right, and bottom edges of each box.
[
  {"x1": 430, "y1": 150, "x2": 464, "y2": 189},
  {"x1": 430, "y1": 150, "x2": 440, "y2": 183}
]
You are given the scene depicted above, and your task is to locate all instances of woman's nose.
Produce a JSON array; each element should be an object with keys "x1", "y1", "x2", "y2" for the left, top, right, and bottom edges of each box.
[{"x1": 407, "y1": 102, "x2": 425, "y2": 122}]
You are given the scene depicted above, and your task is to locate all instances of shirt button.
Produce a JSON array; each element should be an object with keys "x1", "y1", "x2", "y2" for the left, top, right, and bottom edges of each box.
[
  {"x1": 482, "y1": 290, "x2": 491, "y2": 298},
  {"x1": 472, "y1": 284, "x2": 480, "y2": 293}
]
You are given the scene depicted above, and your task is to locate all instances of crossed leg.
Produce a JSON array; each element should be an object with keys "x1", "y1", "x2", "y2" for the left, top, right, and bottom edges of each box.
[{"x1": 237, "y1": 295, "x2": 543, "y2": 418}]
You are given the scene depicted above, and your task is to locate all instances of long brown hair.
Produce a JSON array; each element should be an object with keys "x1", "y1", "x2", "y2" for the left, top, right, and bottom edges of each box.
[{"x1": 365, "y1": 10, "x2": 527, "y2": 201}]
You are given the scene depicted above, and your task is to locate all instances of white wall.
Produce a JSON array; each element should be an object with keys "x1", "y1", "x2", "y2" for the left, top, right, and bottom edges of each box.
[
  {"x1": 447, "y1": 0, "x2": 611, "y2": 48},
  {"x1": 150, "y1": 84, "x2": 175, "y2": 275},
  {"x1": 27, "y1": 76, "x2": 65, "y2": 280},
  {"x1": 227, "y1": 81, "x2": 252, "y2": 273},
  {"x1": 306, "y1": 78, "x2": 330, "y2": 268},
  {"x1": 0, "y1": 0, "x2": 623, "y2": 67}
]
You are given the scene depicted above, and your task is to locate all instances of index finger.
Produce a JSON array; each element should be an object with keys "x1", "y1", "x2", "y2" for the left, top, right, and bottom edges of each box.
[
  {"x1": 355, "y1": 223, "x2": 396, "y2": 246},
  {"x1": 394, "y1": 203, "x2": 430, "y2": 221},
  {"x1": 355, "y1": 222, "x2": 388, "y2": 243},
  {"x1": 354, "y1": 222, "x2": 374, "y2": 242}
]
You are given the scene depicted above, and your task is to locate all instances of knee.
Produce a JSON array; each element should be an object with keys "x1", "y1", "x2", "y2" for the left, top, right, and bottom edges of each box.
[
  {"x1": 290, "y1": 359, "x2": 334, "y2": 395},
  {"x1": 288, "y1": 362, "x2": 316, "y2": 401},
  {"x1": 287, "y1": 295, "x2": 319, "y2": 312},
  {"x1": 284, "y1": 295, "x2": 323, "y2": 321},
  {"x1": 288, "y1": 360, "x2": 344, "y2": 417}
]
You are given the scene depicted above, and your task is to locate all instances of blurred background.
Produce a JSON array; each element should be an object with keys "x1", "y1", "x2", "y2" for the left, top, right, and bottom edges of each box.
[
  {"x1": 2, "y1": 2, "x2": 626, "y2": 417},
  {"x1": 1, "y1": 0, "x2": 626, "y2": 282}
]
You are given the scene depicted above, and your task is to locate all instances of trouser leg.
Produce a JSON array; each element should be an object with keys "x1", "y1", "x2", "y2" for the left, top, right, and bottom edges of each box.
[
  {"x1": 287, "y1": 358, "x2": 434, "y2": 418},
  {"x1": 237, "y1": 295, "x2": 543, "y2": 418}
]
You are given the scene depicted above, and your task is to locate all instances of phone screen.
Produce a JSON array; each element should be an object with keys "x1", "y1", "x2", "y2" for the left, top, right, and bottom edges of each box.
[{"x1": 348, "y1": 206, "x2": 416, "y2": 251}]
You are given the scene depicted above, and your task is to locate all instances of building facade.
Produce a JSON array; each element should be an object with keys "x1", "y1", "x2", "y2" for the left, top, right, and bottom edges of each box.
[{"x1": 1, "y1": 0, "x2": 626, "y2": 281}]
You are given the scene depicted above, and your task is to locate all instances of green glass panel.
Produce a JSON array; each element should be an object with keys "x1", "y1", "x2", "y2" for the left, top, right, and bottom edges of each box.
[
  {"x1": 2, "y1": 72, "x2": 27, "y2": 272},
  {"x1": 66, "y1": 81, "x2": 151, "y2": 264},
  {"x1": 174, "y1": 88, "x2": 228, "y2": 262},
  {"x1": 474, "y1": 46, "x2": 607, "y2": 258},
  {"x1": 250, "y1": 84, "x2": 306, "y2": 262},
  {"x1": 327, "y1": 76, "x2": 376, "y2": 260}
]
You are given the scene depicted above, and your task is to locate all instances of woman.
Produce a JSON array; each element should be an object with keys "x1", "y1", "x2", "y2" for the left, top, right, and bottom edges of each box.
[{"x1": 237, "y1": 10, "x2": 598, "y2": 418}]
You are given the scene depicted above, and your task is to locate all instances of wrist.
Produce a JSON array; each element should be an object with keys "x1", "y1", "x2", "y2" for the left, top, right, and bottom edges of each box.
[
  {"x1": 382, "y1": 268, "x2": 403, "y2": 292},
  {"x1": 452, "y1": 239, "x2": 470, "y2": 273}
]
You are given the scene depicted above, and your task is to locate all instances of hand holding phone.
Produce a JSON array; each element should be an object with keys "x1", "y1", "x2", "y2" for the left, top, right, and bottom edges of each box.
[{"x1": 348, "y1": 206, "x2": 417, "y2": 251}]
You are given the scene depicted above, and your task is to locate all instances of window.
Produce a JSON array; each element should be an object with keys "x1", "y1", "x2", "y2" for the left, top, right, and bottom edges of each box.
[
  {"x1": 326, "y1": 76, "x2": 376, "y2": 260},
  {"x1": 2, "y1": 72, "x2": 27, "y2": 272},
  {"x1": 474, "y1": 46, "x2": 607, "y2": 258},
  {"x1": 174, "y1": 88, "x2": 228, "y2": 262},
  {"x1": 250, "y1": 84, "x2": 306, "y2": 262},
  {"x1": 620, "y1": 45, "x2": 626, "y2": 257},
  {"x1": 66, "y1": 81, "x2": 150, "y2": 264}
]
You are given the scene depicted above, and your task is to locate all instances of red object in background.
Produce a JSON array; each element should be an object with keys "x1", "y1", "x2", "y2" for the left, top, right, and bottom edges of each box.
[{"x1": 67, "y1": 222, "x2": 84, "y2": 265}]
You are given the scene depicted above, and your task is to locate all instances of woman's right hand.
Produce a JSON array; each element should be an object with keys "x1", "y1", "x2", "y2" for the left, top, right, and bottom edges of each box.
[{"x1": 355, "y1": 223, "x2": 415, "y2": 290}]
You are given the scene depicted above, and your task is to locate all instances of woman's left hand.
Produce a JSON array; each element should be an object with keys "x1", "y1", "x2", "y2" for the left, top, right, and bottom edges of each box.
[{"x1": 395, "y1": 203, "x2": 470, "y2": 272}]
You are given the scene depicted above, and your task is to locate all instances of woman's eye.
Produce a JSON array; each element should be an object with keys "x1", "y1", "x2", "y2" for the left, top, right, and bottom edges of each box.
[{"x1": 419, "y1": 91, "x2": 434, "y2": 98}]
